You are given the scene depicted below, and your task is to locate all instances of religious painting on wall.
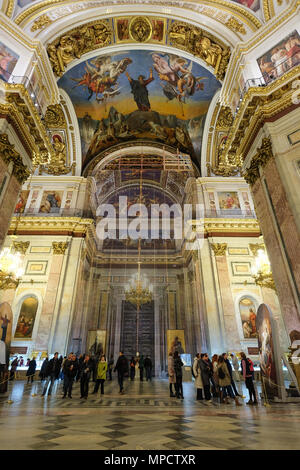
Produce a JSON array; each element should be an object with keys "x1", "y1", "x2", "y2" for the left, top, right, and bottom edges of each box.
[
  {"x1": 239, "y1": 297, "x2": 258, "y2": 339},
  {"x1": 58, "y1": 49, "x2": 221, "y2": 170},
  {"x1": 257, "y1": 30, "x2": 300, "y2": 84},
  {"x1": 167, "y1": 330, "x2": 186, "y2": 355},
  {"x1": 0, "y1": 42, "x2": 19, "y2": 82},
  {"x1": 256, "y1": 303, "x2": 285, "y2": 399},
  {"x1": 87, "y1": 330, "x2": 106, "y2": 356},
  {"x1": 217, "y1": 191, "x2": 241, "y2": 212},
  {"x1": 39, "y1": 190, "x2": 63, "y2": 213},
  {"x1": 14, "y1": 190, "x2": 29, "y2": 213},
  {"x1": 14, "y1": 297, "x2": 38, "y2": 339}
]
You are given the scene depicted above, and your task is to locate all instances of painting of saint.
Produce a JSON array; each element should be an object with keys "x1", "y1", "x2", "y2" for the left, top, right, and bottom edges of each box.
[
  {"x1": 14, "y1": 191, "x2": 29, "y2": 214},
  {"x1": 0, "y1": 42, "x2": 19, "y2": 82},
  {"x1": 257, "y1": 30, "x2": 300, "y2": 83},
  {"x1": 239, "y1": 297, "x2": 258, "y2": 339},
  {"x1": 152, "y1": 20, "x2": 164, "y2": 42},
  {"x1": 167, "y1": 330, "x2": 186, "y2": 355},
  {"x1": 218, "y1": 191, "x2": 241, "y2": 212},
  {"x1": 117, "y1": 19, "x2": 130, "y2": 41},
  {"x1": 125, "y1": 69, "x2": 154, "y2": 111},
  {"x1": 39, "y1": 191, "x2": 63, "y2": 213},
  {"x1": 14, "y1": 297, "x2": 38, "y2": 339}
]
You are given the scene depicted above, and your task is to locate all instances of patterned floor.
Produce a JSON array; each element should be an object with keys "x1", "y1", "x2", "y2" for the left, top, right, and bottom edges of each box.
[{"x1": 0, "y1": 377, "x2": 299, "y2": 450}]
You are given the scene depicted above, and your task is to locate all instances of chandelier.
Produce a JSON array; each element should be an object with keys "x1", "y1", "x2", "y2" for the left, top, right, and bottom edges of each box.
[
  {"x1": 251, "y1": 249, "x2": 276, "y2": 291},
  {"x1": 0, "y1": 246, "x2": 24, "y2": 290},
  {"x1": 125, "y1": 262, "x2": 153, "y2": 309}
]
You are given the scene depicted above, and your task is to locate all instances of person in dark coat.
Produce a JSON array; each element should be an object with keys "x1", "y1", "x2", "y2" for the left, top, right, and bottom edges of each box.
[
  {"x1": 39, "y1": 357, "x2": 48, "y2": 381},
  {"x1": 9, "y1": 357, "x2": 18, "y2": 381},
  {"x1": 199, "y1": 353, "x2": 213, "y2": 402},
  {"x1": 130, "y1": 357, "x2": 136, "y2": 381},
  {"x1": 139, "y1": 355, "x2": 144, "y2": 382},
  {"x1": 26, "y1": 357, "x2": 37, "y2": 383},
  {"x1": 42, "y1": 352, "x2": 62, "y2": 396},
  {"x1": 144, "y1": 356, "x2": 152, "y2": 381},
  {"x1": 108, "y1": 355, "x2": 114, "y2": 381},
  {"x1": 79, "y1": 354, "x2": 93, "y2": 399},
  {"x1": 173, "y1": 351, "x2": 184, "y2": 399},
  {"x1": 62, "y1": 353, "x2": 78, "y2": 398},
  {"x1": 113, "y1": 351, "x2": 128, "y2": 394}
]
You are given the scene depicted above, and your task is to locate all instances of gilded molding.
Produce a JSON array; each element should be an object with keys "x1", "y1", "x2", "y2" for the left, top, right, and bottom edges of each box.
[
  {"x1": 12, "y1": 241, "x2": 30, "y2": 255},
  {"x1": 9, "y1": 216, "x2": 94, "y2": 236},
  {"x1": 242, "y1": 137, "x2": 274, "y2": 186},
  {"x1": 44, "y1": 104, "x2": 67, "y2": 128},
  {"x1": 211, "y1": 242, "x2": 227, "y2": 256},
  {"x1": 46, "y1": 16, "x2": 230, "y2": 80},
  {"x1": 52, "y1": 241, "x2": 69, "y2": 254},
  {"x1": 31, "y1": 14, "x2": 53, "y2": 31},
  {"x1": 225, "y1": 17, "x2": 246, "y2": 35},
  {"x1": 205, "y1": 218, "x2": 260, "y2": 233},
  {"x1": 0, "y1": 133, "x2": 30, "y2": 184},
  {"x1": 15, "y1": 0, "x2": 261, "y2": 31},
  {"x1": 4, "y1": 0, "x2": 15, "y2": 17}
]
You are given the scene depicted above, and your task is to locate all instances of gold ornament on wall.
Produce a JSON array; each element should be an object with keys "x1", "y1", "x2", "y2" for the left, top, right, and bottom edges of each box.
[
  {"x1": 44, "y1": 104, "x2": 67, "y2": 128},
  {"x1": 225, "y1": 17, "x2": 246, "y2": 35},
  {"x1": 242, "y1": 137, "x2": 274, "y2": 186},
  {"x1": 249, "y1": 243, "x2": 265, "y2": 256},
  {"x1": 12, "y1": 241, "x2": 30, "y2": 255},
  {"x1": 0, "y1": 134, "x2": 30, "y2": 184},
  {"x1": 211, "y1": 243, "x2": 227, "y2": 256},
  {"x1": 129, "y1": 17, "x2": 152, "y2": 42},
  {"x1": 47, "y1": 20, "x2": 113, "y2": 77},
  {"x1": 31, "y1": 14, "x2": 53, "y2": 31},
  {"x1": 52, "y1": 242, "x2": 69, "y2": 255}
]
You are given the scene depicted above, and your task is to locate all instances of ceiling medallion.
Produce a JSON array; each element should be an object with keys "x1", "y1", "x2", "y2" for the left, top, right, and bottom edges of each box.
[{"x1": 129, "y1": 17, "x2": 152, "y2": 42}]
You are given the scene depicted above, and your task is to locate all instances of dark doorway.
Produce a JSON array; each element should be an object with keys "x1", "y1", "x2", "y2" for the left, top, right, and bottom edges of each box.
[{"x1": 121, "y1": 301, "x2": 154, "y2": 362}]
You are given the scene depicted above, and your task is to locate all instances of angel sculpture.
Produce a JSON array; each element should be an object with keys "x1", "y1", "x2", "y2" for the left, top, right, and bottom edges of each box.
[
  {"x1": 151, "y1": 53, "x2": 207, "y2": 102},
  {"x1": 71, "y1": 56, "x2": 132, "y2": 103}
]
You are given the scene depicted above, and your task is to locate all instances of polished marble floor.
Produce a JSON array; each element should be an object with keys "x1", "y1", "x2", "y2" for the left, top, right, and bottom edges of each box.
[{"x1": 0, "y1": 377, "x2": 299, "y2": 450}]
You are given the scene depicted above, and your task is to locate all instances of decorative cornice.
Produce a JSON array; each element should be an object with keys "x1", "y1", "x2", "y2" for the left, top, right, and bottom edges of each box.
[
  {"x1": 0, "y1": 134, "x2": 30, "y2": 184},
  {"x1": 52, "y1": 241, "x2": 69, "y2": 254},
  {"x1": 242, "y1": 137, "x2": 274, "y2": 185},
  {"x1": 8, "y1": 217, "x2": 94, "y2": 237},
  {"x1": 44, "y1": 104, "x2": 67, "y2": 128},
  {"x1": 12, "y1": 241, "x2": 30, "y2": 255},
  {"x1": 225, "y1": 17, "x2": 246, "y2": 35},
  {"x1": 204, "y1": 218, "x2": 260, "y2": 234},
  {"x1": 211, "y1": 242, "x2": 227, "y2": 256}
]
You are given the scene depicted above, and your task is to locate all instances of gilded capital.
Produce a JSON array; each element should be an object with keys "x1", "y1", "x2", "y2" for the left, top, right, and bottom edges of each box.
[
  {"x1": 44, "y1": 104, "x2": 67, "y2": 128},
  {"x1": 243, "y1": 137, "x2": 274, "y2": 186},
  {"x1": 0, "y1": 133, "x2": 30, "y2": 184},
  {"x1": 211, "y1": 243, "x2": 227, "y2": 256},
  {"x1": 13, "y1": 241, "x2": 30, "y2": 255},
  {"x1": 249, "y1": 243, "x2": 265, "y2": 256},
  {"x1": 52, "y1": 242, "x2": 69, "y2": 254}
]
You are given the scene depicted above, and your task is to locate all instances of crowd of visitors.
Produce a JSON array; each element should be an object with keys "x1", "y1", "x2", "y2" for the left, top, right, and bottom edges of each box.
[{"x1": 8, "y1": 350, "x2": 258, "y2": 405}]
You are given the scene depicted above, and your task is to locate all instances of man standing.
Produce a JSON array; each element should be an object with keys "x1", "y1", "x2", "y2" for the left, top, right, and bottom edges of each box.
[
  {"x1": 199, "y1": 353, "x2": 213, "y2": 403},
  {"x1": 62, "y1": 353, "x2": 78, "y2": 398},
  {"x1": 139, "y1": 355, "x2": 145, "y2": 382},
  {"x1": 114, "y1": 351, "x2": 128, "y2": 395},
  {"x1": 223, "y1": 353, "x2": 242, "y2": 398},
  {"x1": 108, "y1": 355, "x2": 114, "y2": 381},
  {"x1": 144, "y1": 355, "x2": 152, "y2": 381},
  {"x1": 79, "y1": 354, "x2": 93, "y2": 399},
  {"x1": 42, "y1": 352, "x2": 62, "y2": 396},
  {"x1": 125, "y1": 69, "x2": 154, "y2": 111}
]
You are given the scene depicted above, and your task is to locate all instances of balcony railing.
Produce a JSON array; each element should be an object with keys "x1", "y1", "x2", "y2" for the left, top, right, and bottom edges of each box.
[
  {"x1": 234, "y1": 52, "x2": 300, "y2": 116},
  {"x1": 0, "y1": 65, "x2": 43, "y2": 117}
]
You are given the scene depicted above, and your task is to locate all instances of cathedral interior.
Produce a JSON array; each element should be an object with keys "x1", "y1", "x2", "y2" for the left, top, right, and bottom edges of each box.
[{"x1": 0, "y1": 0, "x2": 300, "y2": 452}]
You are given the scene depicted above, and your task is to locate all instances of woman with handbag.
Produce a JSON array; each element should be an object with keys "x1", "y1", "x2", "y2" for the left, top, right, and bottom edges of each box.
[{"x1": 217, "y1": 356, "x2": 242, "y2": 406}]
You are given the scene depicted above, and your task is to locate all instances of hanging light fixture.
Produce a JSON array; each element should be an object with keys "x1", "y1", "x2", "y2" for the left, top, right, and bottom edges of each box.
[
  {"x1": 0, "y1": 246, "x2": 24, "y2": 290},
  {"x1": 251, "y1": 248, "x2": 276, "y2": 291}
]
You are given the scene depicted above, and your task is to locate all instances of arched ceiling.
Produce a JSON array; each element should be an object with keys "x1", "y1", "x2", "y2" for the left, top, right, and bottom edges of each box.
[{"x1": 57, "y1": 48, "x2": 221, "y2": 171}]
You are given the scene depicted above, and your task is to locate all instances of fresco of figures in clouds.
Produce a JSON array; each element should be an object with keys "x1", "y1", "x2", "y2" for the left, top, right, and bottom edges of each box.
[{"x1": 58, "y1": 49, "x2": 221, "y2": 169}]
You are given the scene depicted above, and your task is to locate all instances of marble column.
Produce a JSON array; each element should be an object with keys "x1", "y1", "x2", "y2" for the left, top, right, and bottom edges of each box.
[
  {"x1": 245, "y1": 138, "x2": 300, "y2": 336},
  {"x1": 35, "y1": 242, "x2": 68, "y2": 352},
  {"x1": 0, "y1": 161, "x2": 21, "y2": 250},
  {"x1": 192, "y1": 251, "x2": 208, "y2": 353},
  {"x1": 183, "y1": 267, "x2": 194, "y2": 354},
  {"x1": 211, "y1": 243, "x2": 241, "y2": 351}
]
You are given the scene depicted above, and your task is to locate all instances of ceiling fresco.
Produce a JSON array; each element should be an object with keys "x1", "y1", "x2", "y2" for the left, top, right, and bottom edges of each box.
[{"x1": 58, "y1": 49, "x2": 221, "y2": 170}]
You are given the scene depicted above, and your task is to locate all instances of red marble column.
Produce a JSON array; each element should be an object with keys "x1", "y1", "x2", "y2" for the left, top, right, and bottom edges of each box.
[
  {"x1": 251, "y1": 158, "x2": 300, "y2": 336},
  {"x1": 0, "y1": 159, "x2": 21, "y2": 249}
]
